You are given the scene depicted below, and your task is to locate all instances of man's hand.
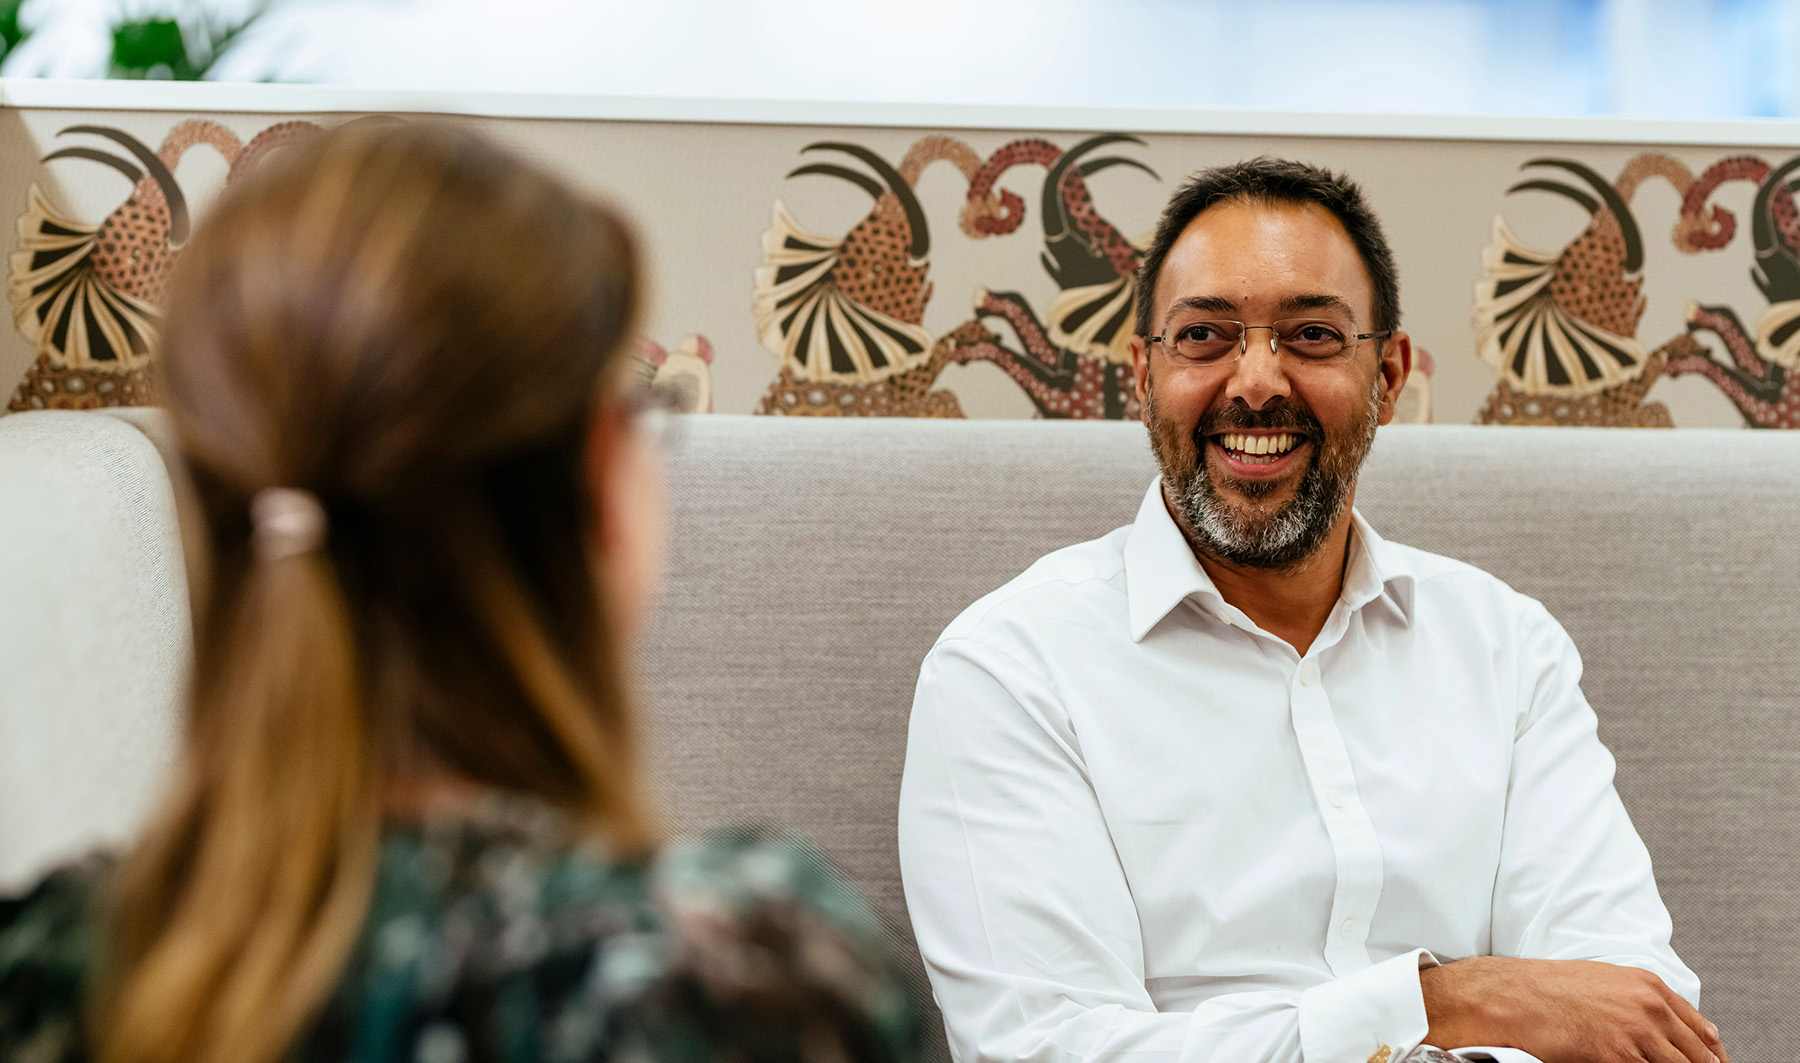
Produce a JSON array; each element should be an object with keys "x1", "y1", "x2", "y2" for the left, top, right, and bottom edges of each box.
[{"x1": 1420, "y1": 956, "x2": 1728, "y2": 1063}]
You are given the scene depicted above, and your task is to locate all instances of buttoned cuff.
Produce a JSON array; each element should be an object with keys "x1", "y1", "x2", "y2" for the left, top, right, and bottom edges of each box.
[{"x1": 1299, "y1": 948, "x2": 1438, "y2": 1063}]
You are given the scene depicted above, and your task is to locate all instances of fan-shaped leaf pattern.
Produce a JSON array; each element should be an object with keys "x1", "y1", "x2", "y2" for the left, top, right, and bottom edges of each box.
[
  {"x1": 752, "y1": 200, "x2": 933, "y2": 385},
  {"x1": 1473, "y1": 217, "x2": 1648, "y2": 397},
  {"x1": 9, "y1": 185, "x2": 160, "y2": 371}
]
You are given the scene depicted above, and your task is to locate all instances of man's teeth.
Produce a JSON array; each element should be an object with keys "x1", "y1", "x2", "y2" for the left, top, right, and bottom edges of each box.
[{"x1": 1218, "y1": 432, "x2": 1302, "y2": 462}]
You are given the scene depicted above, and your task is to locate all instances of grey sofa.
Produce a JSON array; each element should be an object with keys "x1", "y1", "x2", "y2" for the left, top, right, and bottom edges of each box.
[
  {"x1": 643, "y1": 417, "x2": 1799, "y2": 1063},
  {"x1": 1, "y1": 411, "x2": 1796, "y2": 1060}
]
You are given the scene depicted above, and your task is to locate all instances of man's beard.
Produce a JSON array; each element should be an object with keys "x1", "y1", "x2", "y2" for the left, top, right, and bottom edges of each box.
[{"x1": 1147, "y1": 374, "x2": 1383, "y2": 570}]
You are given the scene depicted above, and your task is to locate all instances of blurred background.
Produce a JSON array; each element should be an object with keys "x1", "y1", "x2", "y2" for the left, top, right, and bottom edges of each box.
[{"x1": 2, "y1": 0, "x2": 1796, "y2": 120}]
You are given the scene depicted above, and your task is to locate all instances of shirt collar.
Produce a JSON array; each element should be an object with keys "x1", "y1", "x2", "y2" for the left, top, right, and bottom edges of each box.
[{"x1": 1122, "y1": 479, "x2": 1418, "y2": 643}]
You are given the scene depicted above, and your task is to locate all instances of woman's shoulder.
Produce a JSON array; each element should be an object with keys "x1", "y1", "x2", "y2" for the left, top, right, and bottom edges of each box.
[
  {"x1": 650, "y1": 825, "x2": 906, "y2": 1004},
  {"x1": 643, "y1": 826, "x2": 922, "y2": 1062},
  {"x1": 334, "y1": 804, "x2": 920, "y2": 1063},
  {"x1": 0, "y1": 854, "x2": 114, "y2": 1062},
  {"x1": 653, "y1": 824, "x2": 885, "y2": 938},
  {"x1": 372, "y1": 800, "x2": 892, "y2": 954}
]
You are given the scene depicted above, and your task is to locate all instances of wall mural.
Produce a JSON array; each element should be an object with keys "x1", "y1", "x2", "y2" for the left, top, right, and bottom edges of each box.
[
  {"x1": 1474, "y1": 151, "x2": 1799, "y2": 428},
  {"x1": 1662, "y1": 155, "x2": 1800, "y2": 428},
  {"x1": 7, "y1": 120, "x2": 318, "y2": 412},
  {"x1": 742, "y1": 130, "x2": 1442, "y2": 423},
  {"x1": 751, "y1": 132, "x2": 1155, "y2": 420},
  {"x1": 639, "y1": 334, "x2": 715, "y2": 414},
  {"x1": 0, "y1": 110, "x2": 1792, "y2": 431}
]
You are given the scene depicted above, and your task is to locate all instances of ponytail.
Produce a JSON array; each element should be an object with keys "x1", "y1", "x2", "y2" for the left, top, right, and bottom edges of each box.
[{"x1": 100, "y1": 545, "x2": 378, "y2": 1063}]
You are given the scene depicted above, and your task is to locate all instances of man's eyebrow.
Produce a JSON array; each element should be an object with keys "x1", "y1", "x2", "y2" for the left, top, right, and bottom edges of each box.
[
  {"x1": 1164, "y1": 296, "x2": 1237, "y2": 323},
  {"x1": 1278, "y1": 293, "x2": 1357, "y2": 318}
]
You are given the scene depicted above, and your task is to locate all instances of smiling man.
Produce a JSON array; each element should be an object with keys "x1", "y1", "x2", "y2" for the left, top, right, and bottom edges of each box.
[{"x1": 898, "y1": 158, "x2": 1724, "y2": 1063}]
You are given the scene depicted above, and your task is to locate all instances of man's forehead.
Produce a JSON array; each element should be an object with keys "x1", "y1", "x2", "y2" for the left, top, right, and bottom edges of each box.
[{"x1": 1155, "y1": 198, "x2": 1372, "y2": 319}]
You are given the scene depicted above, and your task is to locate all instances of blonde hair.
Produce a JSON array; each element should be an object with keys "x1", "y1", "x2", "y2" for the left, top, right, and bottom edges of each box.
[{"x1": 99, "y1": 121, "x2": 658, "y2": 1063}]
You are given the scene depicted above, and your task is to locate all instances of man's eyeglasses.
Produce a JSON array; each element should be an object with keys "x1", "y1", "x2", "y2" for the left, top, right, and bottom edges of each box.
[{"x1": 1148, "y1": 319, "x2": 1391, "y2": 366}]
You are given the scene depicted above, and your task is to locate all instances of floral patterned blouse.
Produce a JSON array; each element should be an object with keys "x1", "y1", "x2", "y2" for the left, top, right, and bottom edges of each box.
[{"x1": 0, "y1": 797, "x2": 923, "y2": 1063}]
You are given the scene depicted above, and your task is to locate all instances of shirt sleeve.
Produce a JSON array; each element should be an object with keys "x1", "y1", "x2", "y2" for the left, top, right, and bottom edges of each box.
[
  {"x1": 1488, "y1": 602, "x2": 1700, "y2": 1005},
  {"x1": 899, "y1": 637, "x2": 1433, "y2": 1063}
]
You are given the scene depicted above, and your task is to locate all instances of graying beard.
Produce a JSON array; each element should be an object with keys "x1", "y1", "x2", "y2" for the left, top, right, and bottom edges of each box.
[
  {"x1": 1181, "y1": 460, "x2": 1324, "y2": 567},
  {"x1": 1169, "y1": 376, "x2": 1382, "y2": 570}
]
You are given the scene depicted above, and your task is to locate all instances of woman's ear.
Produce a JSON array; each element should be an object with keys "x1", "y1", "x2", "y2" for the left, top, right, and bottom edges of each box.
[{"x1": 584, "y1": 398, "x2": 666, "y2": 643}]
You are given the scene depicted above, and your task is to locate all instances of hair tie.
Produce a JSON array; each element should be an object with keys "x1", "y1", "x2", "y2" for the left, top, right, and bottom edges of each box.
[{"x1": 251, "y1": 487, "x2": 327, "y2": 561}]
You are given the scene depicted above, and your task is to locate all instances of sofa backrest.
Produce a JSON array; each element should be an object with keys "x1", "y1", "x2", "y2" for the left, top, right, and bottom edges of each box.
[
  {"x1": 643, "y1": 416, "x2": 1800, "y2": 1063},
  {"x1": 0, "y1": 410, "x2": 188, "y2": 890},
  {"x1": 2, "y1": 411, "x2": 1795, "y2": 1060}
]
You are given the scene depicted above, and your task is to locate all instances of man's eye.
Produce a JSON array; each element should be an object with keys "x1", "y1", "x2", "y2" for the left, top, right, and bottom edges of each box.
[
  {"x1": 1180, "y1": 324, "x2": 1222, "y2": 342},
  {"x1": 1295, "y1": 325, "x2": 1341, "y2": 342}
]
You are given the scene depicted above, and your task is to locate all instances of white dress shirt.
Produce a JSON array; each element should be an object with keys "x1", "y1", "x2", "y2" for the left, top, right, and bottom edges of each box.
[{"x1": 898, "y1": 481, "x2": 1697, "y2": 1063}]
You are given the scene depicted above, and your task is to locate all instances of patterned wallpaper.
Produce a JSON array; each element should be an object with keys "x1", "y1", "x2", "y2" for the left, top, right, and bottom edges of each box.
[{"x1": 1, "y1": 105, "x2": 1795, "y2": 430}]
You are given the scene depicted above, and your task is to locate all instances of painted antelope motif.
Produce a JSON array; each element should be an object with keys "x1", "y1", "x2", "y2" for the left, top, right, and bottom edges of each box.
[
  {"x1": 7, "y1": 120, "x2": 319, "y2": 411},
  {"x1": 1658, "y1": 153, "x2": 1800, "y2": 428},
  {"x1": 947, "y1": 133, "x2": 1157, "y2": 419},
  {"x1": 1473, "y1": 155, "x2": 1674, "y2": 427}
]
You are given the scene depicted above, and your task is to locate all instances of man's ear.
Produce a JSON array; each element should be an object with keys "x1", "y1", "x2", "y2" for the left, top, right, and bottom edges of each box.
[
  {"x1": 1131, "y1": 334, "x2": 1151, "y2": 417},
  {"x1": 1376, "y1": 331, "x2": 1413, "y2": 427}
]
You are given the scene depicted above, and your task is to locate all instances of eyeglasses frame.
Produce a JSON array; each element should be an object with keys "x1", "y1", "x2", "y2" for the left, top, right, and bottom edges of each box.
[
  {"x1": 620, "y1": 380, "x2": 689, "y2": 450},
  {"x1": 1146, "y1": 319, "x2": 1393, "y2": 366}
]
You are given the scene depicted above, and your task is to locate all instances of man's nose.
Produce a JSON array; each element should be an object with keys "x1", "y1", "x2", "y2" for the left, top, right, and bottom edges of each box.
[{"x1": 1221, "y1": 335, "x2": 1293, "y2": 410}]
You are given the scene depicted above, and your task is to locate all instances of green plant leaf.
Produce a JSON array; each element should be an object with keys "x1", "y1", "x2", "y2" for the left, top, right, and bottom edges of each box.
[
  {"x1": 0, "y1": 0, "x2": 28, "y2": 58},
  {"x1": 112, "y1": 18, "x2": 197, "y2": 79},
  {"x1": 109, "y1": 3, "x2": 275, "y2": 81}
]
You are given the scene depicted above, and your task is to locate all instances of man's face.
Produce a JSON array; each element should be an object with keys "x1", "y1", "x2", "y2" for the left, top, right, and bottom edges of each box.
[{"x1": 1131, "y1": 198, "x2": 1410, "y2": 569}]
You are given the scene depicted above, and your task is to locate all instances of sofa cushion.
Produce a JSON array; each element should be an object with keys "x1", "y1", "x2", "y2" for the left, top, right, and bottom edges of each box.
[
  {"x1": 642, "y1": 417, "x2": 1800, "y2": 1063},
  {"x1": 0, "y1": 410, "x2": 188, "y2": 891}
]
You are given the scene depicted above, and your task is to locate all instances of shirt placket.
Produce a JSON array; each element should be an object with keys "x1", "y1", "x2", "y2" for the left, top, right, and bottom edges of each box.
[{"x1": 1288, "y1": 643, "x2": 1385, "y2": 977}]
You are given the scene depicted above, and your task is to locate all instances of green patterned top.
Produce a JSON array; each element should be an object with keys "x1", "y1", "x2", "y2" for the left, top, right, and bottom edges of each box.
[{"x1": 0, "y1": 797, "x2": 922, "y2": 1063}]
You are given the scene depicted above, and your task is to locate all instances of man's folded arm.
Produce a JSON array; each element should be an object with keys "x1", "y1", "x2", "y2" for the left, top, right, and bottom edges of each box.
[
  {"x1": 1488, "y1": 602, "x2": 1699, "y2": 1004},
  {"x1": 898, "y1": 637, "x2": 1433, "y2": 1063}
]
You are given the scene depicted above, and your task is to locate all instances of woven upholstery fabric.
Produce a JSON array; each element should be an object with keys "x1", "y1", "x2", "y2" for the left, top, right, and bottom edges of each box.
[
  {"x1": 642, "y1": 417, "x2": 1800, "y2": 1063},
  {"x1": 1, "y1": 410, "x2": 1793, "y2": 1058},
  {"x1": 640, "y1": 418, "x2": 1158, "y2": 1063},
  {"x1": 0, "y1": 411, "x2": 188, "y2": 891}
]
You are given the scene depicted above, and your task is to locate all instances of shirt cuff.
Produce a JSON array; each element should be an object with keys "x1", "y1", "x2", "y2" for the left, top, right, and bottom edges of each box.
[{"x1": 1299, "y1": 949, "x2": 1438, "y2": 1063}]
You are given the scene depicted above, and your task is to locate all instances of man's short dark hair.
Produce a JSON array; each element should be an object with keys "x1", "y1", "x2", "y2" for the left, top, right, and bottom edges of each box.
[{"x1": 1134, "y1": 156, "x2": 1400, "y2": 339}]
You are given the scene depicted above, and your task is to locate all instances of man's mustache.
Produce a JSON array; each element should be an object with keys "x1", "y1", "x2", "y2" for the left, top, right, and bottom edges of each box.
[{"x1": 1191, "y1": 399, "x2": 1325, "y2": 446}]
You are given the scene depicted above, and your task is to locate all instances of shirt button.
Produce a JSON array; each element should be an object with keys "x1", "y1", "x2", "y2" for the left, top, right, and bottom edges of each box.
[
  {"x1": 1340, "y1": 918, "x2": 1357, "y2": 939},
  {"x1": 1327, "y1": 791, "x2": 1346, "y2": 809}
]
